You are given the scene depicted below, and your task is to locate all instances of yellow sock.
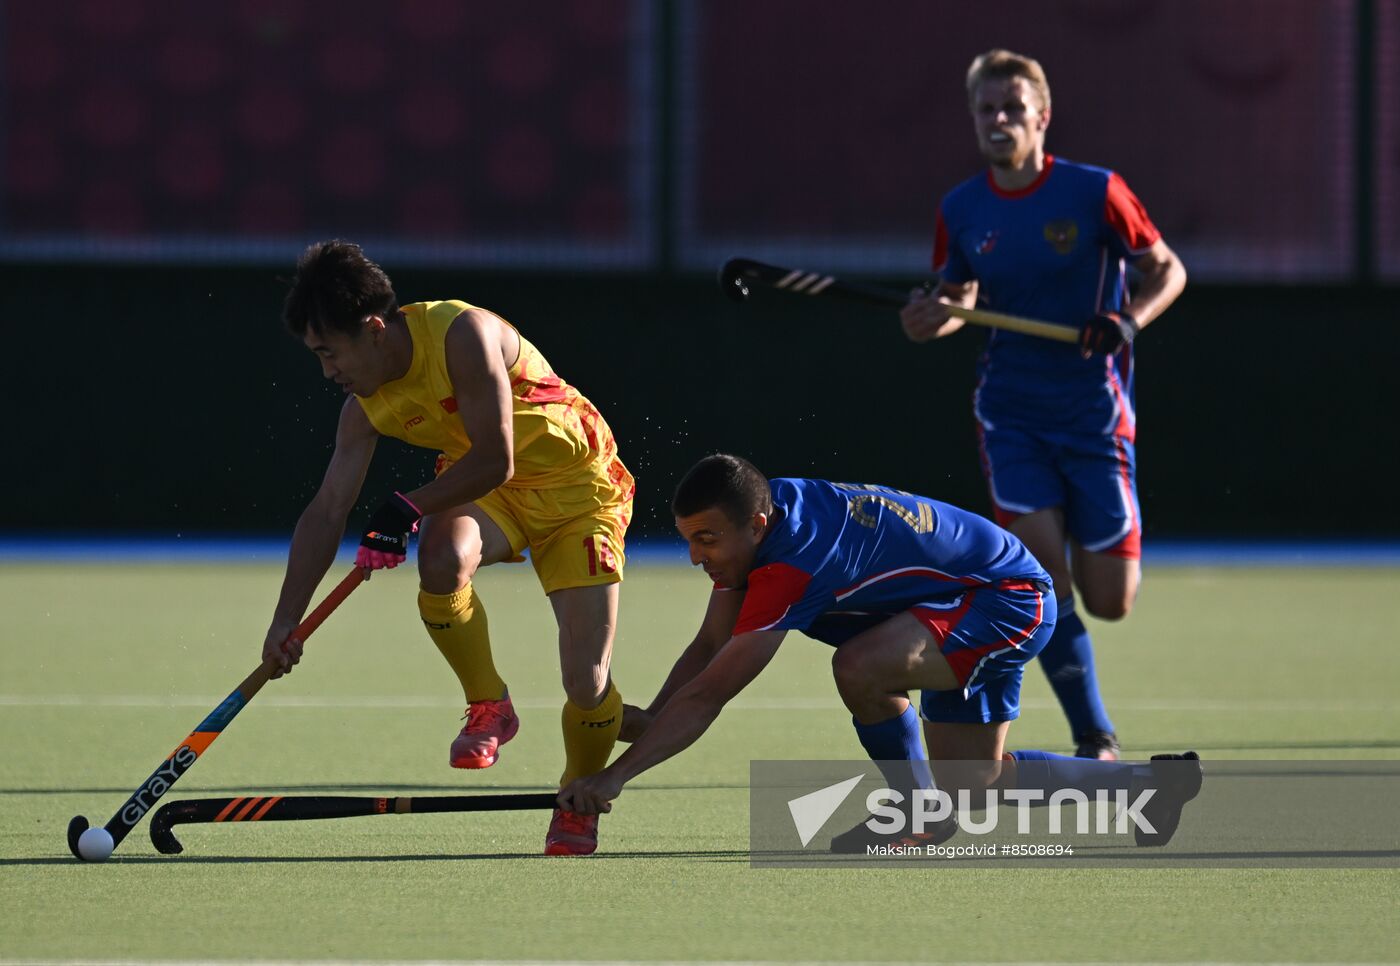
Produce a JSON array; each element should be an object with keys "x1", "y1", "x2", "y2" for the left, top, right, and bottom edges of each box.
[
  {"x1": 418, "y1": 584, "x2": 506, "y2": 703},
  {"x1": 559, "y1": 681, "x2": 622, "y2": 786}
]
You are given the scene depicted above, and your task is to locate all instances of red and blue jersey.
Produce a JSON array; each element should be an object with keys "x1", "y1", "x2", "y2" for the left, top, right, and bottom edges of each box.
[
  {"x1": 933, "y1": 155, "x2": 1160, "y2": 437},
  {"x1": 731, "y1": 478, "x2": 1049, "y2": 643}
]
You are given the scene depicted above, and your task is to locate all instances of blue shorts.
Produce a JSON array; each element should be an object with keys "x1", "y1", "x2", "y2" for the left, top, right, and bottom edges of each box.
[
  {"x1": 978, "y1": 423, "x2": 1141, "y2": 559},
  {"x1": 917, "y1": 582, "x2": 1056, "y2": 725}
]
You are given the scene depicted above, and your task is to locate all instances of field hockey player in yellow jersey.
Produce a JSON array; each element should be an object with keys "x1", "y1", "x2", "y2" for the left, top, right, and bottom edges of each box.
[{"x1": 260, "y1": 240, "x2": 634, "y2": 855}]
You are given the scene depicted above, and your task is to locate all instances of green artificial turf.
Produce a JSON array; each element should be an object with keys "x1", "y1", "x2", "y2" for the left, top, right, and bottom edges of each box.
[{"x1": 2, "y1": 562, "x2": 1397, "y2": 963}]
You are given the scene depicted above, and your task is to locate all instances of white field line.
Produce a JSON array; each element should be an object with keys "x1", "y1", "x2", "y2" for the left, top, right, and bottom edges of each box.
[
  {"x1": 3, "y1": 960, "x2": 1396, "y2": 966},
  {"x1": 0, "y1": 694, "x2": 1395, "y2": 713},
  {"x1": 5, "y1": 961, "x2": 1397, "y2": 966}
]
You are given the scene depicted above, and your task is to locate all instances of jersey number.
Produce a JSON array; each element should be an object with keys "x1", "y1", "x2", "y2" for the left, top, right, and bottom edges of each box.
[
  {"x1": 583, "y1": 535, "x2": 618, "y2": 576},
  {"x1": 834, "y1": 482, "x2": 935, "y2": 534}
]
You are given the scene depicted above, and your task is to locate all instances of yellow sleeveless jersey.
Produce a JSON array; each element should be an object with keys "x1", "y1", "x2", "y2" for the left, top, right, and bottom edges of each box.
[{"x1": 355, "y1": 300, "x2": 621, "y2": 489}]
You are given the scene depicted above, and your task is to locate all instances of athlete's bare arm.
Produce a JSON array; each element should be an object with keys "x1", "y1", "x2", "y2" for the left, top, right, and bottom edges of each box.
[
  {"x1": 263, "y1": 400, "x2": 378, "y2": 676},
  {"x1": 620, "y1": 588, "x2": 748, "y2": 740},
  {"x1": 401, "y1": 308, "x2": 518, "y2": 515},
  {"x1": 1121, "y1": 238, "x2": 1187, "y2": 332},
  {"x1": 558, "y1": 628, "x2": 788, "y2": 813}
]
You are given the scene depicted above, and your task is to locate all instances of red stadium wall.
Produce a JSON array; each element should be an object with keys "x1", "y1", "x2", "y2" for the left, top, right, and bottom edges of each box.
[
  {"x1": 680, "y1": 0, "x2": 1358, "y2": 281},
  {"x1": 2, "y1": 0, "x2": 656, "y2": 266},
  {"x1": 1378, "y1": 0, "x2": 1400, "y2": 281},
  {"x1": 1, "y1": 0, "x2": 1382, "y2": 280}
]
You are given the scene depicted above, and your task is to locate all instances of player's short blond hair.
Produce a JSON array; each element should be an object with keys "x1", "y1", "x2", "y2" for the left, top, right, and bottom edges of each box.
[{"x1": 966, "y1": 49, "x2": 1051, "y2": 113}]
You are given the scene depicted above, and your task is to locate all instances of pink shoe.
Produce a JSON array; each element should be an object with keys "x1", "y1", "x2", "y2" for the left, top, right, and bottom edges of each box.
[
  {"x1": 544, "y1": 808, "x2": 599, "y2": 856},
  {"x1": 449, "y1": 697, "x2": 519, "y2": 769}
]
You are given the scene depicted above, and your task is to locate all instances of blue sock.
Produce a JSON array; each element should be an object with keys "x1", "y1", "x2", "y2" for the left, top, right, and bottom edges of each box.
[
  {"x1": 1037, "y1": 597, "x2": 1114, "y2": 741},
  {"x1": 853, "y1": 705, "x2": 932, "y2": 793},
  {"x1": 1010, "y1": 749, "x2": 1146, "y2": 795}
]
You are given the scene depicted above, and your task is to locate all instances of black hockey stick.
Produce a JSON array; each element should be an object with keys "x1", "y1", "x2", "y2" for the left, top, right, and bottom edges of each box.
[
  {"x1": 149, "y1": 792, "x2": 560, "y2": 854},
  {"x1": 66, "y1": 568, "x2": 366, "y2": 861},
  {"x1": 718, "y1": 256, "x2": 1078, "y2": 343}
]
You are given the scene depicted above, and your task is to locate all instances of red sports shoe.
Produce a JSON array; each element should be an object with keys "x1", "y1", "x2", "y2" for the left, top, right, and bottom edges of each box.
[
  {"x1": 544, "y1": 808, "x2": 599, "y2": 856},
  {"x1": 449, "y1": 697, "x2": 519, "y2": 769}
]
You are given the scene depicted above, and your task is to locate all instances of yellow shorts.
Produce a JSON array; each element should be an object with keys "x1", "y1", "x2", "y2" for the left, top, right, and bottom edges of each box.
[{"x1": 472, "y1": 455, "x2": 634, "y2": 595}]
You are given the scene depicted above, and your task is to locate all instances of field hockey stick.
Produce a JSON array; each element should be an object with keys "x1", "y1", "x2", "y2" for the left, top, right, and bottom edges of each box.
[
  {"x1": 718, "y1": 256, "x2": 1079, "y2": 344},
  {"x1": 149, "y1": 792, "x2": 560, "y2": 854},
  {"x1": 66, "y1": 567, "x2": 367, "y2": 861}
]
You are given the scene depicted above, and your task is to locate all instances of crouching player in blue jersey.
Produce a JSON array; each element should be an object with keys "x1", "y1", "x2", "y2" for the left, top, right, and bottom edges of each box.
[
  {"x1": 901, "y1": 50, "x2": 1188, "y2": 760},
  {"x1": 558, "y1": 454, "x2": 1200, "y2": 851}
]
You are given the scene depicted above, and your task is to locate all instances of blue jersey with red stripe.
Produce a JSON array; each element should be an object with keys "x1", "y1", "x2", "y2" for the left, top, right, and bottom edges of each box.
[
  {"x1": 933, "y1": 155, "x2": 1160, "y2": 437},
  {"x1": 731, "y1": 478, "x2": 1048, "y2": 642}
]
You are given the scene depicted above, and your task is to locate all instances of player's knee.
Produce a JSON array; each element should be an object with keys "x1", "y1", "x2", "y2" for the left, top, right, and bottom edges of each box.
[
  {"x1": 416, "y1": 532, "x2": 481, "y2": 590},
  {"x1": 560, "y1": 666, "x2": 607, "y2": 708},
  {"x1": 828, "y1": 638, "x2": 851, "y2": 686},
  {"x1": 830, "y1": 647, "x2": 870, "y2": 695}
]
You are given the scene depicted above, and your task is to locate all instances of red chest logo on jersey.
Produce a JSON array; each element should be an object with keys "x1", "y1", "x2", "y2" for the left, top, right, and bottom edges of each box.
[
  {"x1": 439, "y1": 396, "x2": 458, "y2": 413},
  {"x1": 1043, "y1": 219, "x2": 1079, "y2": 255},
  {"x1": 975, "y1": 230, "x2": 999, "y2": 255}
]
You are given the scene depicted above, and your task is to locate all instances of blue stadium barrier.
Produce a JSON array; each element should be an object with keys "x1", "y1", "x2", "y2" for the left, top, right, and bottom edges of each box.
[{"x1": 2, "y1": 536, "x2": 1399, "y2": 567}]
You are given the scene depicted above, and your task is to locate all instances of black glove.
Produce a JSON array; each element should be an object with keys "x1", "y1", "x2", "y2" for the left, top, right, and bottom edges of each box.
[
  {"x1": 1080, "y1": 310, "x2": 1139, "y2": 357},
  {"x1": 356, "y1": 492, "x2": 422, "y2": 570}
]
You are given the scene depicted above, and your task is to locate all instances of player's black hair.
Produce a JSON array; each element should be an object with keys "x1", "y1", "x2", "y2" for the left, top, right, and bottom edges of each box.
[
  {"x1": 672, "y1": 454, "x2": 773, "y2": 524},
  {"x1": 283, "y1": 240, "x2": 401, "y2": 338}
]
